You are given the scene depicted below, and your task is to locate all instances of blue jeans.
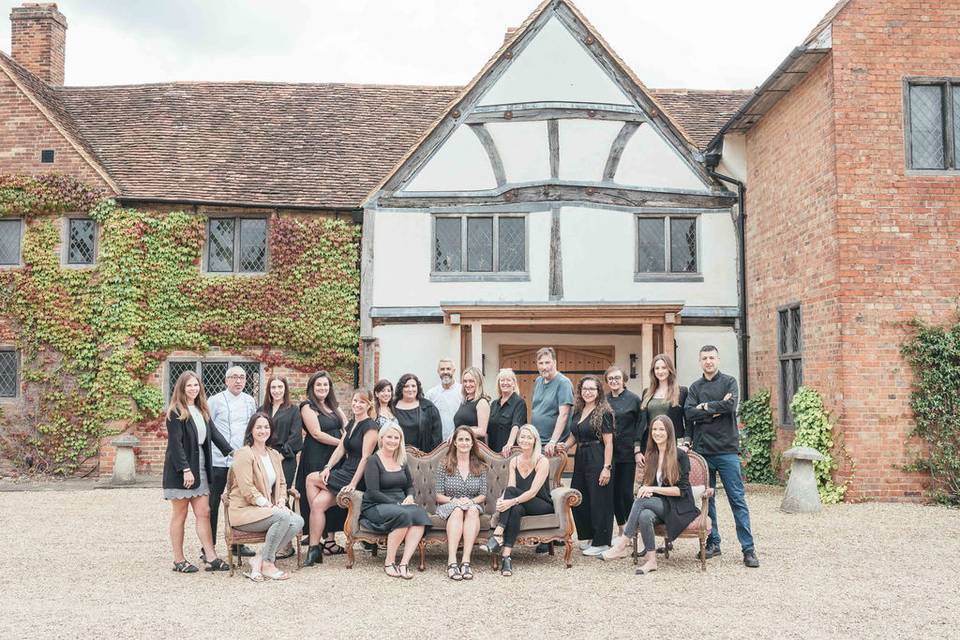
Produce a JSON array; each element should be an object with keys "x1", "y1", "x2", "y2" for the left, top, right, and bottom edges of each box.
[{"x1": 704, "y1": 453, "x2": 755, "y2": 552}]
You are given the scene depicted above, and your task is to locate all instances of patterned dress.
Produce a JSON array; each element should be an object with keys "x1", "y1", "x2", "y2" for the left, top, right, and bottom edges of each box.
[{"x1": 434, "y1": 464, "x2": 488, "y2": 520}]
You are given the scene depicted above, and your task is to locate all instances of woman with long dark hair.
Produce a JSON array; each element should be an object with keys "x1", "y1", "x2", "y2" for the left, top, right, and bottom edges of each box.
[
  {"x1": 162, "y1": 371, "x2": 233, "y2": 573},
  {"x1": 373, "y1": 379, "x2": 396, "y2": 427},
  {"x1": 560, "y1": 374, "x2": 614, "y2": 557},
  {"x1": 260, "y1": 376, "x2": 302, "y2": 488},
  {"x1": 634, "y1": 354, "x2": 688, "y2": 459},
  {"x1": 603, "y1": 415, "x2": 700, "y2": 574},
  {"x1": 227, "y1": 412, "x2": 304, "y2": 581},
  {"x1": 296, "y1": 370, "x2": 348, "y2": 556},
  {"x1": 392, "y1": 373, "x2": 443, "y2": 452},
  {"x1": 303, "y1": 389, "x2": 380, "y2": 567},
  {"x1": 434, "y1": 426, "x2": 488, "y2": 580}
]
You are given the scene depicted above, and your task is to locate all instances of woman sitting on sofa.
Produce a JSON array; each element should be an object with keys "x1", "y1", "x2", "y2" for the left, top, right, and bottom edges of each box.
[
  {"x1": 434, "y1": 426, "x2": 488, "y2": 580},
  {"x1": 227, "y1": 412, "x2": 304, "y2": 582},
  {"x1": 361, "y1": 423, "x2": 432, "y2": 579},
  {"x1": 484, "y1": 424, "x2": 554, "y2": 576}
]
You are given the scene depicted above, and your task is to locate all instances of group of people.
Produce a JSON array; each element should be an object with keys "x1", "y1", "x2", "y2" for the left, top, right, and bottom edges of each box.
[{"x1": 162, "y1": 344, "x2": 759, "y2": 582}]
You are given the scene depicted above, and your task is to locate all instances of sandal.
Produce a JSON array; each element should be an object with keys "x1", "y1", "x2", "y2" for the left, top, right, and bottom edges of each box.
[
  {"x1": 447, "y1": 563, "x2": 463, "y2": 581},
  {"x1": 485, "y1": 535, "x2": 502, "y2": 554},
  {"x1": 322, "y1": 540, "x2": 346, "y2": 556},
  {"x1": 263, "y1": 568, "x2": 289, "y2": 581},
  {"x1": 397, "y1": 564, "x2": 414, "y2": 580},
  {"x1": 460, "y1": 562, "x2": 474, "y2": 580},
  {"x1": 172, "y1": 560, "x2": 199, "y2": 573},
  {"x1": 500, "y1": 556, "x2": 513, "y2": 577},
  {"x1": 383, "y1": 563, "x2": 401, "y2": 578},
  {"x1": 204, "y1": 558, "x2": 230, "y2": 572}
]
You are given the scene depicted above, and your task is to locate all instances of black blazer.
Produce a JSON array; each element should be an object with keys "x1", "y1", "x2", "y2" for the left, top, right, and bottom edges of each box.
[
  {"x1": 635, "y1": 387, "x2": 688, "y2": 452},
  {"x1": 162, "y1": 410, "x2": 233, "y2": 490},
  {"x1": 393, "y1": 398, "x2": 443, "y2": 453},
  {"x1": 267, "y1": 403, "x2": 304, "y2": 461},
  {"x1": 642, "y1": 448, "x2": 700, "y2": 541}
]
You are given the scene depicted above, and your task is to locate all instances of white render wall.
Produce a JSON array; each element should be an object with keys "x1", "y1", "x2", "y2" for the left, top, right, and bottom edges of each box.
[
  {"x1": 615, "y1": 123, "x2": 709, "y2": 191},
  {"x1": 674, "y1": 325, "x2": 740, "y2": 391},
  {"x1": 478, "y1": 16, "x2": 631, "y2": 107},
  {"x1": 405, "y1": 125, "x2": 496, "y2": 192},
  {"x1": 373, "y1": 323, "x2": 460, "y2": 388},
  {"x1": 559, "y1": 206, "x2": 738, "y2": 306}
]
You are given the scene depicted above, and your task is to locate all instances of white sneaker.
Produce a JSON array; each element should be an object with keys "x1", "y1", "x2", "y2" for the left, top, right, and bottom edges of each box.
[
  {"x1": 601, "y1": 544, "x2": 633, "y2": 561},
  {"x1": 578, "y1": 539, "x2": 592, "y2": 550},
  {"x1": 582, "y1": 545, "x2": 610, "y2": 557}
]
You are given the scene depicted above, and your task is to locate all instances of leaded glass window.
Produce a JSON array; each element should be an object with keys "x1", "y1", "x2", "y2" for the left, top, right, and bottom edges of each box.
[
  {"x1": 0, "y1": 219, "x2": 22, "y2": 266},
  {"x1": 206, "y1": 217, "x2": 267, "y2": 273},
  {"x1": 432, "y1": 215, "x2": 526, "y2": 275},
  {"x1": 778, "y1": 304, "x2": 803, "y2": 426},
  {"x1": 0, "y1": 349, "x2": 18, "y2": 397},
  {"x1": 166, "y1": 359, "x2": 262, "y2": 402},
  {"x1": 636, "y1": 215, "x2": 697, "y2": 275},
  {"x1": 906, "y1": 80, "x2": 960, "y2": 171},
  {"x1": 67, "y1": 218, "x2": 96, "y2": 265}
]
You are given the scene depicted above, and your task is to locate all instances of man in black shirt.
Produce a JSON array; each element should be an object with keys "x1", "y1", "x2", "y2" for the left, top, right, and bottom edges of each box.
[{"x1": 684, "y1": 345, "x2": 759, "y2": 568}]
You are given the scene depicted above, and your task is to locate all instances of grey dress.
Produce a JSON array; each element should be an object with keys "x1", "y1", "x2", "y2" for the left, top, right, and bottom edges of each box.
[{"x1": 434, "y1": 465, "x2": 488, "y2": 520}]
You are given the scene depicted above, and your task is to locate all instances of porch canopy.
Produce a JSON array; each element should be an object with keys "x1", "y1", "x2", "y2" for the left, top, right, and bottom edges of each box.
[{"x1": 441, "y1": 301, "x2": 683, "y2": 376}]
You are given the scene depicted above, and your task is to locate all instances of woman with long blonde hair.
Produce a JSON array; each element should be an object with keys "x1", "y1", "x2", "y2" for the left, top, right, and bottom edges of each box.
[
  {"x1": 162, "y1": 371, "x2": 233, "y2": 573},
  {"x1": 453, "y1": 366, "x2": 491, "y2": 441},
  {"x1": 434, "y1": 427, "x2": 489, "y2": 580},
  {"x1": 488, "y1": 368, "x2": 528, "y2": 456},
  {"x1": 360, "y1": 423, "x2": 432, "y2": 579},
  {"x1": 603, "y1": 415, "x2": 699, "y2": 574},
  {"x1": 485, "y1": 424, "x2": 553, "y2": 576}
]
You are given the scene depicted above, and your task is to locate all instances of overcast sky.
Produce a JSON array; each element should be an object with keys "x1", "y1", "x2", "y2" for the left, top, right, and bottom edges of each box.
[{"x1": 0, "y1": 0, "x2": 840, "y2": 89}]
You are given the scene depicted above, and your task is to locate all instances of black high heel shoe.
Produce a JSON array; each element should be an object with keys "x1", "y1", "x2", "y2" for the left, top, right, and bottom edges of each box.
[
  {"x1": 485, "y1": 535, "x2": 502, "y2": 554},
  {"x1": 303, "y1": 545, "x2": 323, "y2": 567},
  {"x1": 500, "y1": 556, "x2": 513, "y2": 577}
]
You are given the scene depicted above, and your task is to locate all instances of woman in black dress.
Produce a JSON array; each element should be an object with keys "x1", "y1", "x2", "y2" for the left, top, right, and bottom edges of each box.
[
  {"x1": 604, "y1": 365, "x2": 642, "y2": 536},
  {"x1": 560, "y1": 374, "x2": 614, "y2": 557},
  {"x1": 453, "y1": 366, "x2": 491, "y2": 442},
  {"x1": 296, "y1": 370, "x2": 347, "y2": 555},
  {"x1": 303, "y1": 388, "x2": 380, "y2": 567},
  {"x1": 373, "y1": 379, "x2": 396, "y2": 427},
  {"x1": 392, "y1": 373, "x2": 443, "y2": 453},
  {"x1": 261, "y1": 376, "x2": 303, "y2": 488},
  {"x1": 361, "y1": 423, "x2": 431, "y2": 580},
  {"x1": 603, "y1": 415, "x2": 700, "y2": 574},
  {"x1": 488, "y1": 368, "x2": 527, "y2": 456},
  {"x1": 485, "y1": 424, "x2": 553, "y2": 576}
]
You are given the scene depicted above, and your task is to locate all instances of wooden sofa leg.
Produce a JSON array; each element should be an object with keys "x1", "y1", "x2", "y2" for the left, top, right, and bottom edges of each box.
[
  {"x1": 418, "y1": 540, "x2": 426, "y2": 572},
  {"x1": 345, "y1": 537, "x2": 355, "y2": 569},
  {"x1": 226, "y1": 543, "x2": 235, "y2": 577},
  {"x1": 564, "y1": 539, "x2": 573, "y2": 568},
  {"x1": 663, "y1": 536, "x2": 670, "y2": 560},
  {"x1": 632, "y1": 535, "x2": 638, "y2": 566},
  {"x1": 699, "y1": 534, "x2": 706, "y2": 572}
]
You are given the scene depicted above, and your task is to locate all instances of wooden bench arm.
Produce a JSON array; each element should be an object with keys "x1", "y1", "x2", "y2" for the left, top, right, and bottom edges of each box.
[{"x1": 287, "y1": 488, "x2": 300, "y2": 500}]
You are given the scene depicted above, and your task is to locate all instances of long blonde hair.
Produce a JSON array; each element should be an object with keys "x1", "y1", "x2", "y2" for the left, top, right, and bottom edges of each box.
[
  {"x1": 641, "y1": 354, "x2": 681, "y2": 409},
  {"x1": 167, "y1": 371, "x2": 211, "y2": 421},
  {"x1": 516, "y1": 424, "x2": 543, "y2": 467},
  {"x1": 461, "y1": 366, "x2": 490, "y2": 402},
  {"x1": 378, "y1": 422, "x2": 407, "y2": 466}
]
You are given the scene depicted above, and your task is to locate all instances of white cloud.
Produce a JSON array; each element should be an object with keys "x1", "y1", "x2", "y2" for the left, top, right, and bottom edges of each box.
[{"x1": 0, "y1": 0, "x2": 841, "y2": 88}]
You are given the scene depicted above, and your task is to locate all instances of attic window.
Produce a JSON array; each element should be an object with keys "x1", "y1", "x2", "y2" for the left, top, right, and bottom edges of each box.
[{"x1": 40, "y1": 149, "x2": 55, "y2": 163}]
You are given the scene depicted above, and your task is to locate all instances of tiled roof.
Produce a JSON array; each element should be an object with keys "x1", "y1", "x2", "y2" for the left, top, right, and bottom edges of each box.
[
  {"x1": 4, "y1": 51, "x2": 749, "y2": 208},
  {"x1": 649, "y1": 89, "x2": 753, "y2": 150},
  {"x1": 56, "y1": 82, "x2": 462, "y2": 209}
]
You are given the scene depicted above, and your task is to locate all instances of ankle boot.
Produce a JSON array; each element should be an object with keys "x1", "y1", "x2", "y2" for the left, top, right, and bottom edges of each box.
[{"x1": 304, "y1": 545, "x2": 323, "y2": 567}]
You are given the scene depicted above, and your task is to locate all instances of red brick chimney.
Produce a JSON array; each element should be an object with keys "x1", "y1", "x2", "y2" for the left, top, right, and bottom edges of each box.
[{"x1": 10, "y1": 3, "x2": 67, "y2": 85}]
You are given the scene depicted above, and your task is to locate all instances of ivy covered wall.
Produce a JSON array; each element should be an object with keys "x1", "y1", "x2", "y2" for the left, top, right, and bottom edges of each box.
[{"x1": 0, "y1": 174, "x2": 360, "y2": 475}]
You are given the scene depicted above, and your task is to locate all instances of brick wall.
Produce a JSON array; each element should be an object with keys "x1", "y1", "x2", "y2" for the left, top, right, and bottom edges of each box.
[
  {"x1": 827, "y1": 0, "x2": 958, "y2": 500},
  {"x1": 0, "y1": 72, "x2": 109, "y2": 188},
  {"x1": 745, "y1": 54, "x2": 843, "y2": 479},
  {"x1": 10, "y1": 3, "x2": 67, "y2": 85}
]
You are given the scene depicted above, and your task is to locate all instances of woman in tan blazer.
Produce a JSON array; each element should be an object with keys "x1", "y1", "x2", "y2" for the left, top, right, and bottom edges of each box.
[{"x1": 228, "y1": 412, "x2": 304, "y2": 582}]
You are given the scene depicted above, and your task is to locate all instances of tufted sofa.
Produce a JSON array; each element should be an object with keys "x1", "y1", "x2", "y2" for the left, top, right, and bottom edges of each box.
[{"x1": 337, "y1": 441, "x2": 582, "y2": 570}]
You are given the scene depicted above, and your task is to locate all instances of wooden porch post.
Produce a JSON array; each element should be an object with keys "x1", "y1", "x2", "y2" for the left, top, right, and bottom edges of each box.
[
  {"x1": 641, "y1": 323, "x2": 654, "y2": 381},
  {"x1": 470, "y1": 322, "x2": 483, "y2": 372},
  {"x1": 662, "y1": 322, "x2": 675, "y2": 361}
]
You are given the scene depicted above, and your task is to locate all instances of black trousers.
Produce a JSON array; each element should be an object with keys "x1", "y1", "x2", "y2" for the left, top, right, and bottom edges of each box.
[
  {"x1": 498, "y1": 486, "x2": 553, "y2": 547},
  {"x1": 612, "y1": 460, "x2": 636, "y2": 525},
  {"x1": 281, "y1": 457, "x2": 297, "y2": 488},
  {"x1": 208, "y1": 466, "x2": 230, "y2": 547},
  {"x1": 570, "y1": 445, "x2": 615, "y2": 547}
]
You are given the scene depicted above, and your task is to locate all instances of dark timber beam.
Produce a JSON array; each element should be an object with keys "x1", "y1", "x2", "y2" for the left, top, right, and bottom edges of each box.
[
  {"x1": 548, "y1": 120, "x2": 560, "y2": 179},
  {"x1": 466, "y1": 102, "x2": 645, "y2": 124},
  {"x1": 380, "y1": 182, "x2": 737, "y2": 210},
  {"x1": 602, "y1": 122, "x2": 640, "y2": 181},
  {"x1": 467, "y1": 123, "x2": 507, "y2": 187}
]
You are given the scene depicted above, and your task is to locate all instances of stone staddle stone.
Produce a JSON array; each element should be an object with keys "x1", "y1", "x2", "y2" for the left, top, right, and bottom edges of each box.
[
  {"x1": 781, "y1": 446, "x2": 825, "y2": 514},
  {"x1": 110, "y1": 434, "x2": 140, "y2": 485}
]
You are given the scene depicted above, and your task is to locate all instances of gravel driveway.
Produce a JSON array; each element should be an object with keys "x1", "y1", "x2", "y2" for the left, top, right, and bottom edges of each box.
[{"x1": 1, "y1": 484, "x2": 957, "y2": 639}]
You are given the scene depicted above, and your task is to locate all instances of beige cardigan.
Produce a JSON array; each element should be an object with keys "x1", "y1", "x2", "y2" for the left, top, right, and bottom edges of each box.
[{"x1": 227, "y1": 446, "x2": 287, "y2": 527}]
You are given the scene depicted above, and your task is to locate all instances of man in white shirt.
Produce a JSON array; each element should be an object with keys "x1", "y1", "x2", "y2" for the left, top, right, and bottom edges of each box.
[
  {"x1": 206, "y1": 365, "x2": 258, "y2": 558},
  {"x1": 425, "y1": 357, "x2": 462, "y2": 441}
]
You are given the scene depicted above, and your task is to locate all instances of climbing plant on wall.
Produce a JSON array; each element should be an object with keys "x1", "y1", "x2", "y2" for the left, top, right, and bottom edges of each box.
[
  {"x1": 0, "y1": 174, "x2": 360, "y2": 475},
  {"x1": 739, "y1": 390, "x2": 779, "y2": 484},
  {"x1": 901, "y1": 317, "x2": 960, "y2": 506},
  {"x1": 790, "y1": 386, "x2": 847, "y2": 504}
]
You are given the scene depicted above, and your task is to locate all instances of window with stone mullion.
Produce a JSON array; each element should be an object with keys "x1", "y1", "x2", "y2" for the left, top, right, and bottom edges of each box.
[
  {"x1": 777, "y1": 305, "x2": 803, "y2": 426},
  {"x1": 0, "y1": 350, "x2": 18, "y2": 397},
  {"x1": 0, "y1": 219, "x2": 22, "y2": 265}
]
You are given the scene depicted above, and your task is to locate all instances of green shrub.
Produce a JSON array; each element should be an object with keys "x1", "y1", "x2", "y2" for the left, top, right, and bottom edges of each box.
[
  {"x1": 790, "y1": 386, "x2": 847, "y2": 503},
  {"x1": 739, "y1": 390, "x2": 779, "y2": 484}
]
